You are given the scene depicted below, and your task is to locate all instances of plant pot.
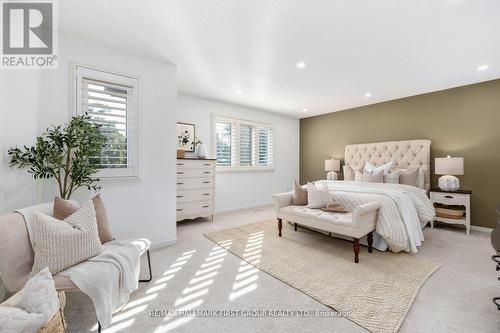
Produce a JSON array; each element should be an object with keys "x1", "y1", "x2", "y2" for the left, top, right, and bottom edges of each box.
[
  {"x1": 197, "y1": 144, "x2": 207, "y2": 159},
  {"x1": 177, "y1": 149, "x2": 185, "y2": 158}
]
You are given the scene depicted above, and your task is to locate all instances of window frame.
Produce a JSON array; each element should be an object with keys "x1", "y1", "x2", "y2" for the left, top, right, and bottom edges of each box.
[
  {"x1": 72, "y1": 63, "x2": 139, "y2": 178},
  {"x1": 211, "y1": 114, "x2": 275, "y2": 172}
]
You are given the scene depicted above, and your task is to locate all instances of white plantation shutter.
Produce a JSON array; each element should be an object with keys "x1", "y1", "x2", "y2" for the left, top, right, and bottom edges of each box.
[
  {"x1": 213, "y1": 115, "x2": 274, "y2": 171},
  {"x1": 75, "y1": 65, "x2": 138, "y2": 177}
]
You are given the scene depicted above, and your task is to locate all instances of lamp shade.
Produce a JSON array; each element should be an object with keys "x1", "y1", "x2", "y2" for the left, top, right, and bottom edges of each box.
[
  {"x1": 435, "y1": 156, "x2": 464, "y2": 175},
  {"x1": 325, "y1": 159, "x2": 340, "y2": 172}
]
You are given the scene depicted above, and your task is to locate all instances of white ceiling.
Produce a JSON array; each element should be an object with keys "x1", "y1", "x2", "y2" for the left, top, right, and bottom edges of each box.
[{"x1": 60, "y1": 0, "x2": 500, "y2": 118}]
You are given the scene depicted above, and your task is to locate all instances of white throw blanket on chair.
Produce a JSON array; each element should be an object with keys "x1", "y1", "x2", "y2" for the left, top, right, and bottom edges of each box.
[
  {"x1": 59, "y1": 241, "x2": 140, "y2": 328},
  {"x1": 17, "y1": 204, "x2": 141, "y2": 328}
]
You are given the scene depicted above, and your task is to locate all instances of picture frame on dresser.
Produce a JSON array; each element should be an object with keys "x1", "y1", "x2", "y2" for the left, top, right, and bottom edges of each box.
[{"x1": 177, "y1": 122, "x2": 196, "y2": 152}]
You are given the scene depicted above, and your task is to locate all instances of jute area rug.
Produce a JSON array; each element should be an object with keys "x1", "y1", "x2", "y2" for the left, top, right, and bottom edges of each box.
[{"x1": 204, "y1": 219, "x2": 439, "y2": 333}]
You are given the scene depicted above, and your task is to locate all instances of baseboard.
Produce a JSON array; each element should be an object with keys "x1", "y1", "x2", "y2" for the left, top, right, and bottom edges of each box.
[
  {"x1": 470, "y1": 225, "x2": 493, "y2": 233},
  {"x1": 215, "y1": 204, "x2": 273, "y2": 215},
  {"x1": 151, "y1": 239, "x2": 177, "y2": 250}
]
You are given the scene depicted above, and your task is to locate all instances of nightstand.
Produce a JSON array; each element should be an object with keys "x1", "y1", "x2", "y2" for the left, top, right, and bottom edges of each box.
[{"x1": 429, "y1": 188, "x2": 471, "y2": 235}]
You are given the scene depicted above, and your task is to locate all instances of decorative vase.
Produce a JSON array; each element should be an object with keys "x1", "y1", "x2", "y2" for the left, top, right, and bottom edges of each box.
[
  {"x1": 177, "y1": 149, "x2": 185, "y2": 158},
  {"x1": 197, "y1": 143, "x2": 207, "y2": 159}
]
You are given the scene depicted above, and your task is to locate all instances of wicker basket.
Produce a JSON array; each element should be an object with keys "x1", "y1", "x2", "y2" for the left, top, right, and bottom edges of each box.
[
  {"x1": 435, "y1": 207, "x2": 465, "y2": 219},
  {"x1": 38, "y1": 292, "x2": 66, "y2": 333},
  {"x1": 177, "y1": 149, "x2": 185, "y2": 158}
]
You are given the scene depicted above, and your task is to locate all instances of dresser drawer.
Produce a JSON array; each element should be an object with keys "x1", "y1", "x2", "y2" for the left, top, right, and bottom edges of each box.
[
  {"x1": 177, "y1": 160, "x2": 215, "y2": 169},
  {"x1": 177, "y1": 168, "x2": 214, "y2": 179},
  {"x1": 176, "y1": 178, "x2": 214, "y2": 190},
  {"x1": 176, "y1": 189, "x2": 214, "y2": 203},
  {"x1": 431, "y1": 192, "x2": 468, "y2": 206},
  {"x1": 176, "y1": 200, "x2": 214, "y2": 219}
]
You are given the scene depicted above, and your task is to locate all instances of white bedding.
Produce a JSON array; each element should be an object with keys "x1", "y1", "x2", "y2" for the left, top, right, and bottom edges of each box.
[{"x1": 316, "y1": 180, "x2": 435, "y2": 253}]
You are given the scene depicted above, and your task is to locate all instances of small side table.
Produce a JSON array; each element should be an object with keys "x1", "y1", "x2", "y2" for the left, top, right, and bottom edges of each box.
[{"x1": 429, "y1": 188, "x2": 471, "y2": 235}]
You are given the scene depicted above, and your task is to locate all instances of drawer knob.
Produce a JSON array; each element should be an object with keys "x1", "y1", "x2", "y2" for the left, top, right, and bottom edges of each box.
[
  {"x1": 177, "y1": 172, "x2": 184, "y2": 174},
  {"x1": 176, "y1": 208, "x2": 183, "y2": 212},
  {"x1": 444, "y1": 195, "x2": 454, "y2": 199},
  {"x1": 176, "y1": 195, "x2": 184, "y2": 198},
  {"x1": 176, "y1": 182, "x2": 184, "y2": 185},
  {"x1": 177, "y1": 163, "x2": 184, "y2": 166},
  {"x1": 202, "y1": 205, "x2": 210, "y2": 208},
  {"x1": 203, "y1": 181, "x2": 211, "y2": 184},
  {"x1": 203, "y1": 163, "x2": 211, "y2": 166},
  {"x1": 203, "y1": 193, "x2": 210, "y2": 196},
  {"x1": 203, "y1": 171, "x2": 211, "y2": 174}
]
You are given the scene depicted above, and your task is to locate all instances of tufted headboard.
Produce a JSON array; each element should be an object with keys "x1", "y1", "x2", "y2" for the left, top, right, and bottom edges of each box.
[{"x1": 344, "y1": 139, "x2": 431, "y2": 190}]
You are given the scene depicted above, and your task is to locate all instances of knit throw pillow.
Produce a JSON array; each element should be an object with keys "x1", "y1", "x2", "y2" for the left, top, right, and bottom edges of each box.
[
  {"x1": 32, "y1": 200, "x2": 102, "y2": 275},
  {"x1": 306, "y1": 183, "x2": 332, "y2": 209}
]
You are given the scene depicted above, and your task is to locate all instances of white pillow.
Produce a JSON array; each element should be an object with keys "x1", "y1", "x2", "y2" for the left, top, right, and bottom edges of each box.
[
  {"x1": 31, "y1": 200, "x2": 102, "y2": 275},
  {"x1": 306, "y1": 183, "x2": 332, "y2": 209},
  {"x1": 0, "y1": 307, "x2": 45, "y2": 333},
  {"x1": 0, "y1": 268, "x2": 60, "y2": 332},
  {"x1": 416, "y1": 168, "x2": 425, "y2": 189},
  {"x1": 365, "y1": 161, "x2": 393, "y2": 175},
  {"x1": 384, "y1": 171, "x2": 400, "y2": 184}
]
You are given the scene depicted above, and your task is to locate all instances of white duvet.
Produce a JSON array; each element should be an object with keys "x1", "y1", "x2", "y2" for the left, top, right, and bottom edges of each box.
[{"x1": 316, "y1": 180, "x2": 435, "y2": 253}]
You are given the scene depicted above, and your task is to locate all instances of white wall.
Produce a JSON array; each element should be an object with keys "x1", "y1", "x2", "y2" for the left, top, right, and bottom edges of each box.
[
  {"x1": 177, "y1": 93, "x2": 299, "y2": 212},
  {"x1": 1, "y1": 32, "x2": 178, "y2": 247}
]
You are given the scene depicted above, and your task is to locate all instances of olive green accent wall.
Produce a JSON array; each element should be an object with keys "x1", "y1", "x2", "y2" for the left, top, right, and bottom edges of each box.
[{"x1": 300, "y1": 79, "x2": 500, "y2": 228}]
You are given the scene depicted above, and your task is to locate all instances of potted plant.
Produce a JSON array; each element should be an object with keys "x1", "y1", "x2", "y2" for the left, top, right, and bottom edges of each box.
[{"x1": 8, "y1": 114, "x2": 106, "y2": 199}]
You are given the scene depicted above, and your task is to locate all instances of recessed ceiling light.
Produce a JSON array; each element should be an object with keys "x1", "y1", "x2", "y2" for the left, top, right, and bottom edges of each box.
[
  {"x1": 235, "y1": 90, "x2": 242, "y2": 95},
  {"x1": 365, "y1": 92, "x2": 372, "y2": 98},
  {"x1": 302, "y1": 108, "x2": 308, "y2": 112},
  {"x1": 477, "y1": 65, "x2": 489, "y2": 71},
  {"x1": 296, "y1": 62, "x2": 306, "y2": 69}
]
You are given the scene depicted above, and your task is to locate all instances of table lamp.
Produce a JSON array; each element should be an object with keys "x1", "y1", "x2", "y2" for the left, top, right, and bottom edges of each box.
[
  {"x1": 435, "y1": 156, "x2": 464, "y2": 191},
  {"x1": 325, "y1": 158, "x2": 340, "y2": 180}
]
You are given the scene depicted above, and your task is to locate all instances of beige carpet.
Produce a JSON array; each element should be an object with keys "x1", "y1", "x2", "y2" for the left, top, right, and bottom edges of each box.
[{"x1": 205, "y1": 219, "x2": 439, "y2": 333}]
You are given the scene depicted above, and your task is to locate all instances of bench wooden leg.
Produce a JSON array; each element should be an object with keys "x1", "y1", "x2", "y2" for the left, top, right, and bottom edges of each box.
[
  {"x1": 294, "y1": 223, "x2": 297, "y2": 231},
  {"x1": 367, "y1": 232, "x2": 373, "y2": 253},
  {"x1": 277, "y1": 218, "x2": 282, "y2": 237},
  {"x1": 353, "y1": 238, "x2": 360, "y2": 263}
]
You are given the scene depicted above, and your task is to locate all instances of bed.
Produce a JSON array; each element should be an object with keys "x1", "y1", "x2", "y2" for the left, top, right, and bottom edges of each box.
[{"x1": 316, "y1": 139, "x2": 435, "y2": 253}]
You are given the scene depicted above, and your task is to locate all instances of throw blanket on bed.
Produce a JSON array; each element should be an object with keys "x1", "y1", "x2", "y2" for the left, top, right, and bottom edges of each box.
[
  {"x1": 316, "y1": 180, "x2": 435, "y2": 253},
  {"x1": 17, "y1": 205, "x2": 140, "y2": 328}
]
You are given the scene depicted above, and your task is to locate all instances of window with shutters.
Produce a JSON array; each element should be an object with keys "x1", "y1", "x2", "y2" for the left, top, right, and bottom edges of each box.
[
  {"x1": 74, "y1": 64, "x2": 138, "y2": 178},
  {"x1": 212, "y1": 115, "x2": 274, "y2": 171}
]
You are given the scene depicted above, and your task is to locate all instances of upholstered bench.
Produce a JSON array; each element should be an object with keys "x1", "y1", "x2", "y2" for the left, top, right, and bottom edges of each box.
[{"x1": 274, "y1": 192, "x2": 380, "y2": 263}]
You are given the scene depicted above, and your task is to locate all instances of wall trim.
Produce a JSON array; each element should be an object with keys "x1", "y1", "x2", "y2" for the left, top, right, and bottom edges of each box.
[
  {"x1": 470, "y1": 225, "x2": 493, "y2": 233},
  {"x1": 151, "y1": 239, "x2": 177, "y2": 250}
]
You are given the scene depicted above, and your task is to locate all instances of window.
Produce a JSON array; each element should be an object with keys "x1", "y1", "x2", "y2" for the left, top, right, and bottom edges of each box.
[
  {"x1": 212, "y1": 115, "x2": 274, "y2": 171},
  {"x1": 74, "y1": 65, "x2": 138, "y2": 177}
]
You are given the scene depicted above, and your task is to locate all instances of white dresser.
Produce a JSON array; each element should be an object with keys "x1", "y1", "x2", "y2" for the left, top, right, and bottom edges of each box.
[{"x1": 176, "y1": 158, "x2": 216, "y2": 221}]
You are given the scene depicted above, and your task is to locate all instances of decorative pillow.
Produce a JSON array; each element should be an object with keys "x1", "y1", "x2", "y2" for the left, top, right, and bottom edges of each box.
[
  {"x1": 343, "y1": 165, "x2": 356, "y2": 181},
  {"x1": 291, "y1": 181, "x2": 308, "y2": 205},
  {"x1": 32, "y1": 200, "x2": 102, "y2": 275},
  {"x1": 306, "y1": 183, "x2": 332, "y2": 209},
  {"x1": 52, "y1": 196, "x2": 79, "y2": 220},
  {"x1": 0, "y1": 268, "x2": 59, "y2": 333},
  {"x1": 53, "y1": 194, "x2": 114, "y2": 243},
  {"x1": 354, "y1": 170, "x2": 363, "y2": 182},
  {"x1": 398, "y1": 168, "x2": 419, "y2": 187},
  {"x1": 361, "y1": 170, "x2": 384, "y2": 183},
  {"x1": 416, "y1": 168, "x2": 425, "y2": 189},
  {"x1": 364, "y1": 160, "x2": 394, "y2": 175},
  {"x1": 384, "y1": 171, "x2": 400, "y2": 184},
  {"x1": 0, "y1": 307, "x2": 45, "y2": 333}
]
